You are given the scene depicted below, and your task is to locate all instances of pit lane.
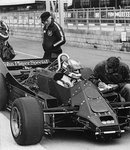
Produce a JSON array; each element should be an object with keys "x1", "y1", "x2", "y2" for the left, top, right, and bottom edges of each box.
[
  {"x1": 1, "y1": 110, "x2": 130, "y2": 150},
  {"x1": 1, "y1": 37, "x2": 130, "y2": 150}
]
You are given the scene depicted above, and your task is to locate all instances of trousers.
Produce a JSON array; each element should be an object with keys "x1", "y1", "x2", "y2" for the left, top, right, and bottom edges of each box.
[{"x1": 120, "y1": 83, "x2": 130, "y2": 102}]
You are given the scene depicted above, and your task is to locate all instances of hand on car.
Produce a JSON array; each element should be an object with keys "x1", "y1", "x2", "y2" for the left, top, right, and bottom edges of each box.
[{"x1": 98, "y1": 82, "x2": 108, "y2": 89}]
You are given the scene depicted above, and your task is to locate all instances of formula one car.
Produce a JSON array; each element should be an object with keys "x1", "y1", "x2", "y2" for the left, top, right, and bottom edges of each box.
[{"x1": 0, "y1": 53, "x2": 130, "y2": 145}]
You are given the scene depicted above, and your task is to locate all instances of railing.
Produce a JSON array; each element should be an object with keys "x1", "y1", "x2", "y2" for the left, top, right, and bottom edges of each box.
[
  {"x1": 0, "y1": 8, "x2": 130, "y2": 31},
  {"x1": 0, "y1": 11, "x2": 43, "y2": 28},
  {"x1": 65, "y1": 8, "x2": 130, "y2": 31}
]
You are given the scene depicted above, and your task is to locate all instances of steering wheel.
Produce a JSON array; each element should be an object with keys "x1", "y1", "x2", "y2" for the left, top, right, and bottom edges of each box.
[{"x1": 56, "y1": 53, "x2": 70, "y2": 72}]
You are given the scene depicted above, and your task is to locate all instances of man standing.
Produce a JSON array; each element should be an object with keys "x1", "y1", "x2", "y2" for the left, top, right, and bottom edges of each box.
[
  {"x1": 0, "y1": 20, "x2": 9, "y2": 52},
  {"x1": 90, "y1": 57, "x2": 130, "y2": 102},
  {"x1": 40, "y1": 11, "x2": 66, "y2": 61},
  {"x1": 0, "y1": 20, "x2": 15, "y2": 61}
]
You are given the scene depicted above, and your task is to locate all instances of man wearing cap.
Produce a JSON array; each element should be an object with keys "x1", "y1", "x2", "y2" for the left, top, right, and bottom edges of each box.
[
  {"x1": 90, "y1": 56, "x2": 130, "y2": 102},
  {"x1": 40, "y1": 11, "x2": 66, "y2": 61}
]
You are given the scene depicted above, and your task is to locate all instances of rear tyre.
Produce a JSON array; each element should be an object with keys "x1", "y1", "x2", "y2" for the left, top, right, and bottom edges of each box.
[
  {"x1": 0, "y1": 73, "x2": 8, "y2": 111},
  {"x1": 10, "y1": 97, "x2": 44, "y2": 145}
]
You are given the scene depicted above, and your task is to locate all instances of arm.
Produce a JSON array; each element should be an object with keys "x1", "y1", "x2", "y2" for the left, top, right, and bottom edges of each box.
[
  {"x1": 53, "y1": 22, "x2": 66, "y2": 48},
  {"x1": 0, "y1": 21, "x2": 9, "y2": 41},
  {"x1": 89, "y1": 64, "x2": 103, "y2": 86},
  {"x1": 118, "y1": 64, "x2": 130, "y2": 88}
]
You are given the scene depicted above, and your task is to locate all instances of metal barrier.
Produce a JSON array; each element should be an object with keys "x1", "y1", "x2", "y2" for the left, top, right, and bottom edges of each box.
[
  {"x1": 65, "y1": 8, "x2": 130, "y2": 31},
  {"x1": 0, "y1": 8, "x2": 130, "y2": 31},
  {"x1": 0, "y1": 11, "x2": 42, "y2": 28}
]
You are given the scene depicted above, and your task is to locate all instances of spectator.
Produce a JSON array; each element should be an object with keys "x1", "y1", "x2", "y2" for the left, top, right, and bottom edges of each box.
[
  {"x1": 0, "y1": 20, "x2": 9, "y2": 57},
  {"x1": 90, "y1": 56, "x2": 130, "y2": 102},
  {"x1": 0, "y1": 20, "x2": 15, "y2": 61},
  {"x1": 40, "y1": 11, "x2": 66, "y2": 61}
]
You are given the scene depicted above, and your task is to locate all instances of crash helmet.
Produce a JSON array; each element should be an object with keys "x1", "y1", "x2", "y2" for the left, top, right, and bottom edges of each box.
[
  {"x1": 67, "y1": 59, "x2": 82, "y2": 79},
  {"x1": 0, "y1": 21, "x2": 9, "y2": 41}
]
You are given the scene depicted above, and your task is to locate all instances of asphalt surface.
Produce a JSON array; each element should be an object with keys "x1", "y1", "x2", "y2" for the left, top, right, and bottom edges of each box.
[
  {"x1": 1, "y1": 36, "x2": 130, "y2": 150},
  {"x1": 8, "y1": 36, "x2": 130, "y2": 68}
]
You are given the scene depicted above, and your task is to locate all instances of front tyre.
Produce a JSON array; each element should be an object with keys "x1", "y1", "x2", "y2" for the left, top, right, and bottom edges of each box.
[{"x1": 10, "y1": 97, "x2": 44, "y2": 145}]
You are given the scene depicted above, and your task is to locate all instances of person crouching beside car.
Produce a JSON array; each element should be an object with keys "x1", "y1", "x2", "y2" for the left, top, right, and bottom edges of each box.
[{"x1": 90, "y1": 56, "x2": 130, "y2": 102}]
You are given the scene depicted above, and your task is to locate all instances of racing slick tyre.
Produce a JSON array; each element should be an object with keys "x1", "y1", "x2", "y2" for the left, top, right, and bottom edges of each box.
[
  {"x1": 0, "y1": 73, "x2": 8, "y2": 111},
  {"x1": 10, "y1": 97, "x2": 44, "y2": 145}
]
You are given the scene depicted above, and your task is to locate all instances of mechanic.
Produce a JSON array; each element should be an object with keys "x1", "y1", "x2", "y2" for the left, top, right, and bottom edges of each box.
[
  {"x1": 0, "y1": 20, "x2": 9, "y2": 57},
  {"x1": 90, "y1": 56, "x2": 130, "y2": 102},
  {"x1": 40, "y1": 11, "x2": 66, "y2": 61}
]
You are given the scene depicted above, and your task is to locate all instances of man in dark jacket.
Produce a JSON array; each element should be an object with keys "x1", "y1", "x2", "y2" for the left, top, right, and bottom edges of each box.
[
  {"x1": 40, "y1": 11, "x2": 66, "y2": 61},
  {"x1": 0, "y1": 20, "x2": 9, "y2": 54},
  {"x1": 90, "y1": 57, "x2": 130, "y2": 102},
  {"x1": 0, "y1": 20, "x2": 15, "y2": 61}
]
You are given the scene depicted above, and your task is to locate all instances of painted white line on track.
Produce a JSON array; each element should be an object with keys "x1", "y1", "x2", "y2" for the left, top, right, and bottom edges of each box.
[
  {"x1": 15, "y1": 51, "x2": 41, "y2": 58},
  {"x1": 0, "y1": 112, "x2": 46, "y2": 150}
]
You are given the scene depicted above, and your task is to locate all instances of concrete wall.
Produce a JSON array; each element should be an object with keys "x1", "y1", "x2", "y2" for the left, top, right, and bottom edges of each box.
[
  {"x1": 64, "y1": 29, "x2": 121, "y2": 51},
  {"x1": 10, "y1": 26, "x2": 130, "y2": 52},
  {"x1": 10, "y1": 26, "x2": 43, "y2": 41}
]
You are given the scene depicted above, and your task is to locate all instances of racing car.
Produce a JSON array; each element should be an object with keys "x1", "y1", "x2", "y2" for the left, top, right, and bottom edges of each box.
[{"x1": 0, "y1": 53, "x2": 130, "y2": 145}]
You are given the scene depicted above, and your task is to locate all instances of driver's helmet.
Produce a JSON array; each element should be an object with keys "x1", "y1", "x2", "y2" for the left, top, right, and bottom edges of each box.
[
  {"x1": 67, "y1": 59, "x2": 82, "y2": 79},
  {"x1": 0, "y1": 21, "x2": 9, "y2": 41}
]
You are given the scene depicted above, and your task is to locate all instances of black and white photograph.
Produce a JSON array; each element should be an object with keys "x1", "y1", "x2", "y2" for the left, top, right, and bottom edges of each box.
[{"x1": 0, "y1": 0, "x2": 130, "y2": 150}]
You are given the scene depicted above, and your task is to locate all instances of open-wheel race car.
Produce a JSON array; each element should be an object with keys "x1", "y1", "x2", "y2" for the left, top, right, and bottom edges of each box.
[{"x1": 0, "y1": 53, "x2": 130, "y2": 145}]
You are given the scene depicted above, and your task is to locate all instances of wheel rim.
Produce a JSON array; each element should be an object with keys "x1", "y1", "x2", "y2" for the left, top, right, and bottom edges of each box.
[{"x1": 11, "y1": 107, "x2": 21, "y2": 137}]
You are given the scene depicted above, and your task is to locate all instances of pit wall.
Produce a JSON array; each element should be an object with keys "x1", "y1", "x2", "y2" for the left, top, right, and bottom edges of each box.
[{"x1": 9, "y1": 26, "x2": 130, "y2": 52}]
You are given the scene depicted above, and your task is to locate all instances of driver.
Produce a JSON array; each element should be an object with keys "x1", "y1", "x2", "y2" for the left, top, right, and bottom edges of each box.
[
  {"x1": 67, "y1": 59, "x2": 82, "y2": 80},
  {"x1": 55, "y1": 59, "x2": 82, "y2": 88}
]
